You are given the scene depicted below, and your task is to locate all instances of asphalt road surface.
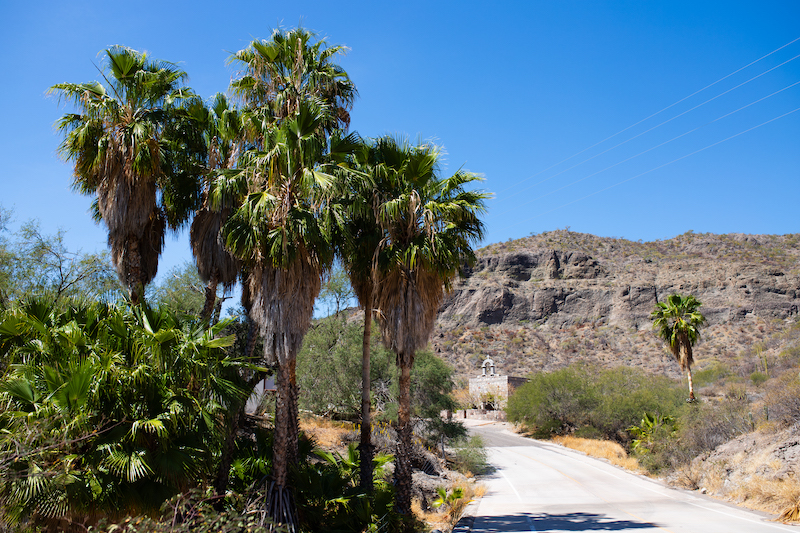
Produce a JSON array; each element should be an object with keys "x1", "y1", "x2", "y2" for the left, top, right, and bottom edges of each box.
[{"x1": 462, "y1": 420, "x2": 797, "y2": 533}]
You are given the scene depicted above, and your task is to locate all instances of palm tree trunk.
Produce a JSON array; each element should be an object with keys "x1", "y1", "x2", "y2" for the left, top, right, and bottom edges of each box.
[
  {"x1": 245, "y1": 316, "x2": 258, "y2": 360},
  {"x1": 359, "y1": 299, "x2": 374, "y2": 492},
  {"x1": 201, "y1": 272, "x2": 219, "y2": 322},
  {"x1": 395, "y1": 355, "x2": 414, "y2": 516},
  {"x1": 214, "y1": 404, "x2": 242, "y2": 500},
  {"x1": 687, "y1": 369, "x2": 695, "y2": 401},
  {"x1": 127, "y1": 237, "x2": 144, "y2": 306},
  {"x1": 264, "y1": 357, "x2": 299, "y2": 531},
  {"x1": 273, "y1": 360, "x2": 294, "y2": 487}
]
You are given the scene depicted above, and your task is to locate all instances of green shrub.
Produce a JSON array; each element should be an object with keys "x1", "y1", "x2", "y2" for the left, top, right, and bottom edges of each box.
[
  {"x1": 94, "y1": 490, "x2": 284, "y2": 533},
  {"x1": 506, "y1": 363, "x2": 684, "y2": 442},
  {"x1": 750, "y1": 371, "x2": 769, "y2": 386},
  {"x1": 450, "y1": 435, "x2": 489, "y2": 475},
  {"x1": 693, "y1": 362, "x2": 731, "y2": 387}
]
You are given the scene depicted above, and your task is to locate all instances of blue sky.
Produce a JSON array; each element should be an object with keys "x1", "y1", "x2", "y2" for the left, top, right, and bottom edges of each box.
[{"x1": 1, "y1": 1, "x2": 798, "y2": 285}]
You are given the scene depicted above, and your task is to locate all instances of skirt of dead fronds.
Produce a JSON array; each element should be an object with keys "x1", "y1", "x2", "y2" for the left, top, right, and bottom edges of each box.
[{"x1": 778, "y1": 500, "x2": 800, "y2": 523}]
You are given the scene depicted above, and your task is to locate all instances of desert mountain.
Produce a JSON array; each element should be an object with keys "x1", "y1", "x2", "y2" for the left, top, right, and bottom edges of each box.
[{"x1": 431, "y1": 229, "x2": 800, "y2": 385}]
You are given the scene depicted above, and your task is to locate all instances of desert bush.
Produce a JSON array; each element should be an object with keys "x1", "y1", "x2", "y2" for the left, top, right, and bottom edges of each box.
[
  {"x1": 635, "y1": 395, "x2": 754, "y2": 474},
  {"x1": 506, "y1": 363, "x2": 684, "y2": 442},
  {"x1": 693, "y1": 362, "x2": 732, "y2": 387},
  {"x1": 450, "y1": 435, "x2": 489, "y2": 475},
  {"x1": 765, "y1": 372, "x2": 800, "y2": 426},
  {"x1": 750, "y1": 371, "x2": 769, "y2": 386},
  {"x1": 506, "y1": 363, "x2": 597, "y2": 433}
]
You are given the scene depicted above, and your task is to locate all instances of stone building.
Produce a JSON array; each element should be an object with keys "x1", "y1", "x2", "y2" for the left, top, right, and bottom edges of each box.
[{"x1": 457, "y1": 359, "x2": 527, "y2": 419}]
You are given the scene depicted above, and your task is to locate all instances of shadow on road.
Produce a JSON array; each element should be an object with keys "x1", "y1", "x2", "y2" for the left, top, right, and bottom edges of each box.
[
  {"x1": 471, "y1": 512, "x2": 661, "y2": 532},
  {"x1": 529, "y1": 512, "x2": 661, "y2": 531}
]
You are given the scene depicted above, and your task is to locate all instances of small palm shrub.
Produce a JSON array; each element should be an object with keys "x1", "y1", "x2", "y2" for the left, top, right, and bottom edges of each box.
[{"x1": 0, "y1": 298, "x2": 246, "y2": 531}]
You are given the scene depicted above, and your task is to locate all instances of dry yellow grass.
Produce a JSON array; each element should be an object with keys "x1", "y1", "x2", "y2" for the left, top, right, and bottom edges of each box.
[
  {"x1": 299, "y1": 416, "x2": 354, "y2": 448},
  {"x1": 414, "y1": 483, "x2": 484, "y2": 532},
  {"x1": 551, "y1": 436, "x2": 642, "y2": 473},
  {"x1": 729, "y1": 475, "x2": 800, "y2": 521}
]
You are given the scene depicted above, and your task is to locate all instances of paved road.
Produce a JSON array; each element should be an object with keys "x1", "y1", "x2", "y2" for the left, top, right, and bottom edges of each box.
[{"x1": 463, "y1": 421, "x2": 797, "y2": 533}]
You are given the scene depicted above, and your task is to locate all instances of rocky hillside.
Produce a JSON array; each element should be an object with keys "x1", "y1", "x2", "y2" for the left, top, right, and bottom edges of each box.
[{"x1": 431, "y1": 229, "x2": 800, "y2": 385}]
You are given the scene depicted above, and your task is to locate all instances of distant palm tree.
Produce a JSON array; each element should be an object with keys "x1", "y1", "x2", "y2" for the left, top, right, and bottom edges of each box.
[
  {"x1": 50, "y1": 46, "x2": 203, "y2": 305},
  {"x1": 369, "y1": 137, "x2": 488, "y2": 515},
  {"x1": 651, "y1": 293, "x2": 707, "y2": 400}
]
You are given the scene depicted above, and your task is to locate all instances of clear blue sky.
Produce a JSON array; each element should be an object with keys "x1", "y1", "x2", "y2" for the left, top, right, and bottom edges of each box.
[{"x1": 1, "y1": 1, "x2": 798, "y2": 285}]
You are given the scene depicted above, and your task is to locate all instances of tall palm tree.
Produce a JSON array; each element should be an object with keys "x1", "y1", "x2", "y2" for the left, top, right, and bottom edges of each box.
[
  {"x1": 189, "y1": 94, "x2": 243, "y2": 322},
  {"x1": 223, "y1": 30, "x2": 356, "y2": 529},
  {"x1": 369, "y1": 137, "x2": 488, "y2": 516},
  {"x1": 651, "y1": 293, "x2": 707, "y2": 401},
  {"x1": 50, "y1": 46, "x2": 203, "y2": 305},
  {"x1": 223, "y1": 102, "x2": 340, "y2": 528},
  {"x1": 229, "y1": 27, "x2": 356, "y2": 134}
]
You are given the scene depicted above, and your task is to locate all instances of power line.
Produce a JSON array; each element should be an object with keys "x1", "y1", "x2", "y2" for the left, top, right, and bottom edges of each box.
[
  {"x1": 499, "y1": 51, "x2": 800, "y2": 202},
  {"x1": 504, "y1": 80, "x2": 800, "y2": 210},
  {"x1": 508, "y1": 106, "x2": 800, "y2": 228},
  {"x1": 496, "y1": 35, "x2": 800, "y2": 197}
]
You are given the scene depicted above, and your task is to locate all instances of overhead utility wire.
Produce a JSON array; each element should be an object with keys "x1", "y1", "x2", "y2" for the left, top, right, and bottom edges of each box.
[
  {"x1": 509, "y1": 106, "x2": 800, "y2": 228},
  {"x1": 502, "y1": 52, "x2": 800, "y2": 202},
  {"x1": 505, "y1": 80, "x2": 800, "y2": 209},
  {"x1": 496, "y1": 35, "x2": 800, "y2": 197}
]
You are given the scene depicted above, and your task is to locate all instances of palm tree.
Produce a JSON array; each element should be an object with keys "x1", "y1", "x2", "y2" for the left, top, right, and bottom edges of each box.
[
  {"x1": 368, "y1": 137, "x2": 488, "y2": 516},
  {"x1": 229, "y1": 27, "x2": 356, "y2": 134},
  {"x1": 321, "y1": 133, "x2": 375, "y2": 490},
  {"x1": 50, "y1": 46, "x2": 203, "y2": 305},
  {"x1": 223, "y1": 100, "x2": 337, "y2": 529},
  {"x1": 651, "y1": 293, "x2": 707, "y2": 401},
  {"x1": 189, "y1": 94, "x2": 243, "y2": 322},
  {"x1": 223, "y1": 30, "x2": 356, "y2": 529}
]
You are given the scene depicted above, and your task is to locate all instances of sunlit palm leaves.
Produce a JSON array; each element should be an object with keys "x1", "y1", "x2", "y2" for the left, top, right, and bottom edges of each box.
[
  {"x1": 50, "y1": 46, "x2": 204, "y2": 304},
  {"x1": 651, "y1": 293, "x2": 707, "y2": 400},
  {"x1": 0, "y1": 297, "x2": 244, "y2": 528}
]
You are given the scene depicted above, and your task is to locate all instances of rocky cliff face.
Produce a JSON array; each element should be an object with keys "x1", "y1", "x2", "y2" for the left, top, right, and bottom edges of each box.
[{"x1": 432, "y1": 230, "x2": 800, "y2": 383}]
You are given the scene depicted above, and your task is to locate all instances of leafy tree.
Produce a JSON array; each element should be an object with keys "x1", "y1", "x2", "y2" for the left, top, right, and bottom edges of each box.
[
  {"x1": 11, "y1": 220, "x2": 119, "y2": 303},
  {"x1": 368, "y1": 137, "x2": 488, "y2": 516},
  {"x1": 0, "y1": 211, "x2": 119, "y2": 306},
  {"x1": 149, "y1": 261, "x2": 207, "y2": 317},
  {"x1": 651, "y1": 294, "x2": 707, "y2": 400},
  {"x1": 50, "y1": 46, "x2": 204, "y2": 305},
  {"x1": 0, "y1": 207, "x2": 13, "y2": 302},
  {"x1": 317, "y1": 262, "x2": 355, "y2": 317}
]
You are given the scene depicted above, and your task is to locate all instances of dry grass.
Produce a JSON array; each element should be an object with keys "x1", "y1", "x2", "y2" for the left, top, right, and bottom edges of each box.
[
  {"x1": 413, "y1": 483, "x2": 484, "y2": 532},
  {"x1": 729, "y1": 476, "x2": 800, "y2": 521},
  {"x1": 551, "y1": 436, "x2": 642, "y2": 473},
  {"x1": 299, "y1": 416, "x2": 355, "y2": 448}
]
